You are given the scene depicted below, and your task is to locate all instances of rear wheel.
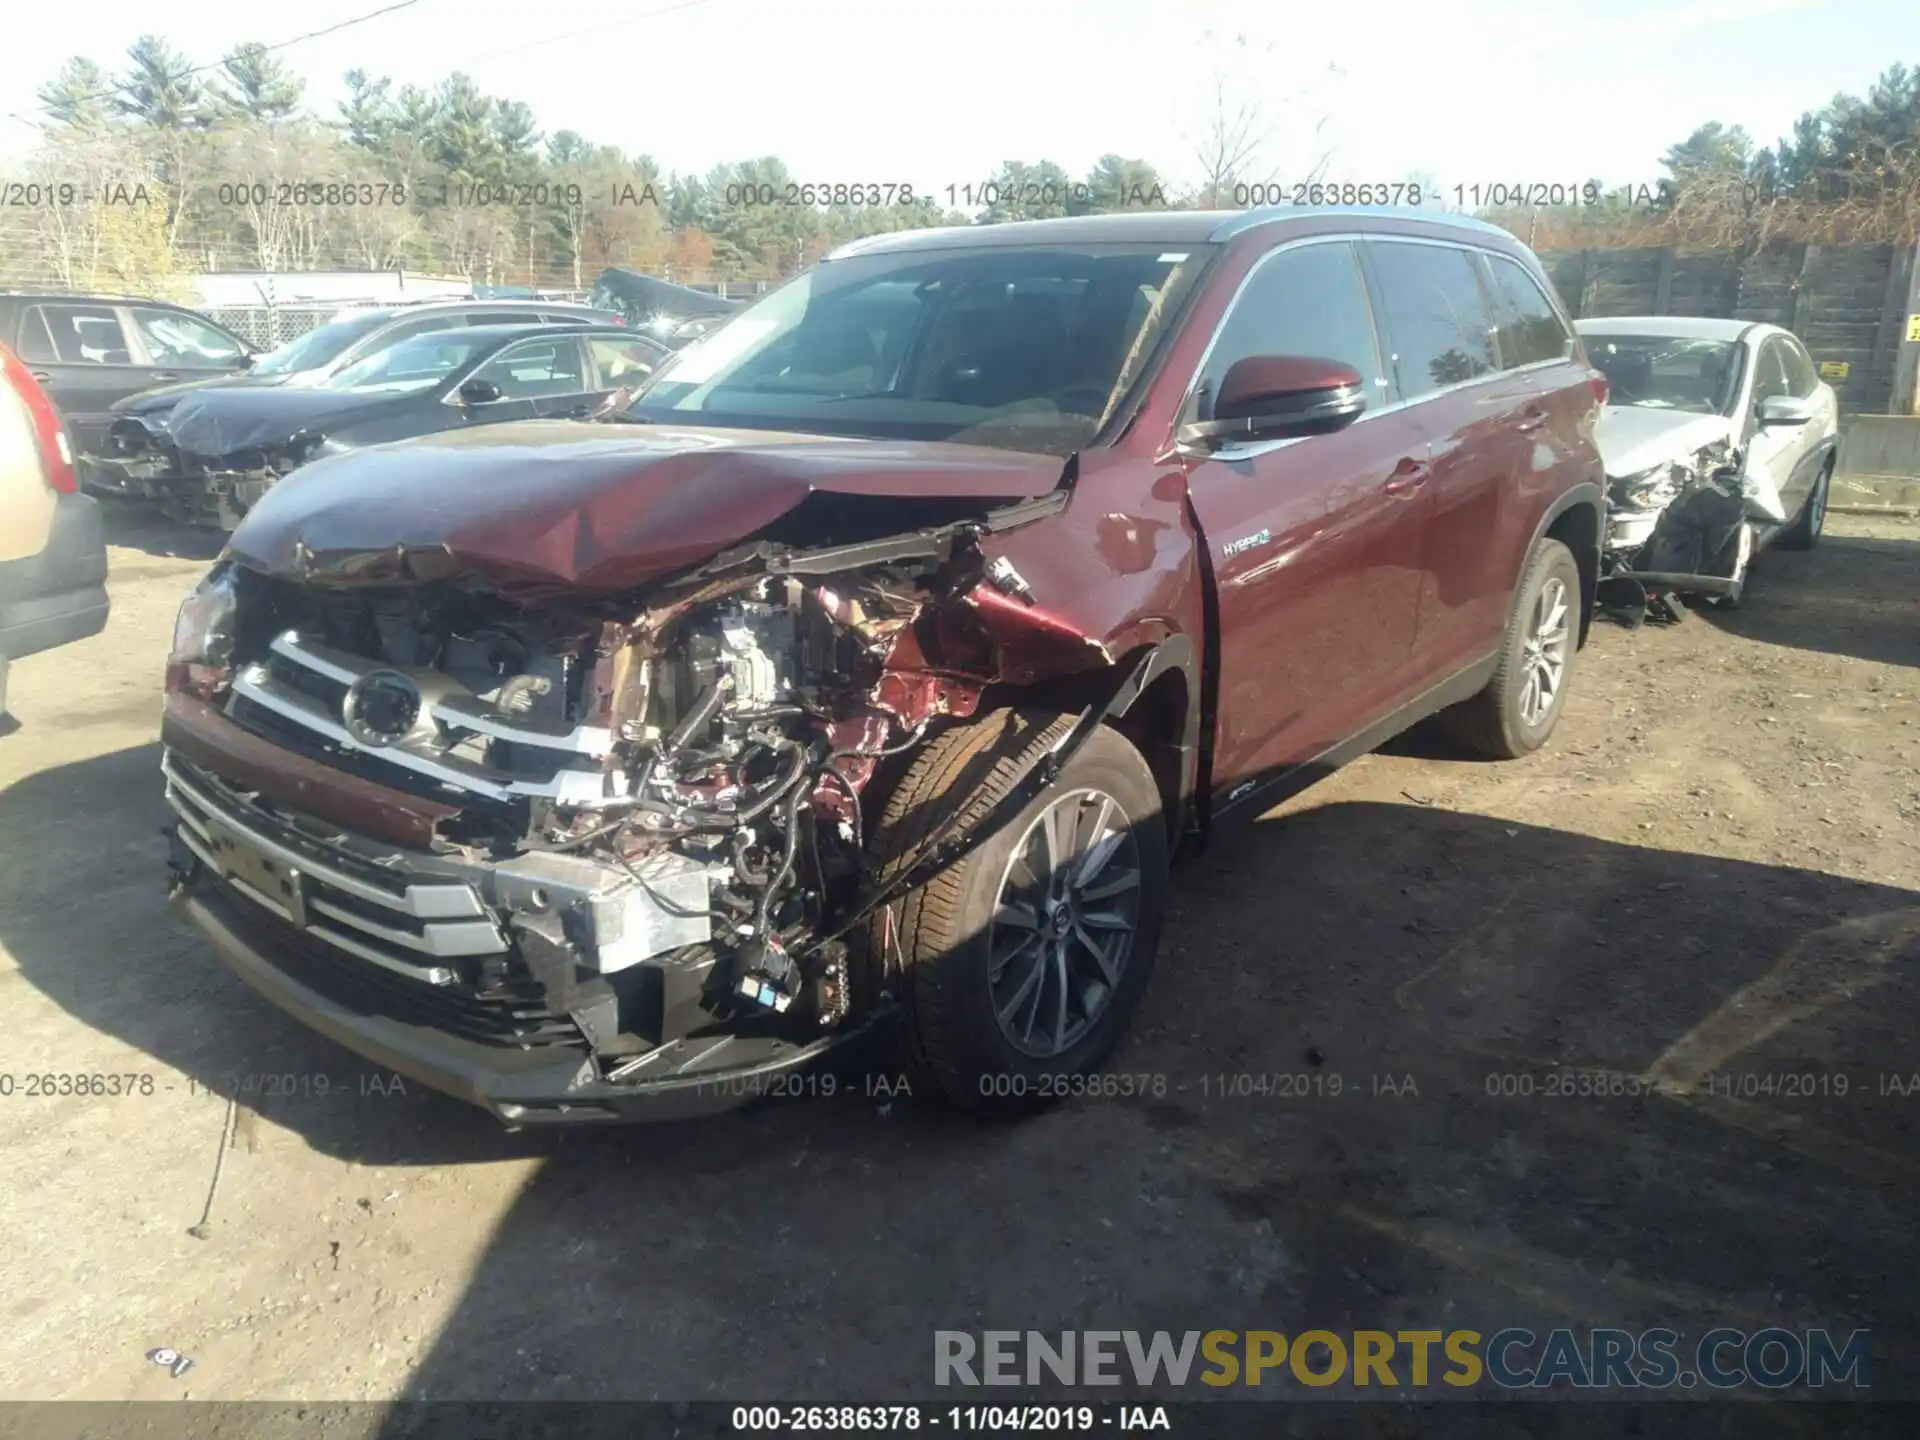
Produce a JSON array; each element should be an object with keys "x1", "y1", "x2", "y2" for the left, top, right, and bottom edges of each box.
[
  {"x1": 863, "y1": 709, "x2": 1170, "y2": 1115},
  {"x1": 1439, "y1": 537, "x2": 1581, "y2": 759},
  {"x1": 1776, "y1": 460, "x2": 1831, "y2": 551}
]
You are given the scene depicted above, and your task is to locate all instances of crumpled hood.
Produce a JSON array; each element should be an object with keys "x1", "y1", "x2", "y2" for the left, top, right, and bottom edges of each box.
[
  {"x1": 1593, "y1": 406, "x2": 1732, "y2": 478},
  {"x1": 168, "y1": 386, "x2": 406, "y2": 459},
  {"x1": 112, "y1": 370, "x2": 295, "y2": 418},
  {"x1": 225, "y1": 420, "x2": 1068, "y2": 593}
]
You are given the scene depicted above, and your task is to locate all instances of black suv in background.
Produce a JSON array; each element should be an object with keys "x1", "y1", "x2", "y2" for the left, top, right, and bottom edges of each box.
[
  {"x1": 0, "y1": 295, "x2": 255, "y2": 479},
  {"x1": 0, "y1": 296, "x2": 621, "y2": 499}
]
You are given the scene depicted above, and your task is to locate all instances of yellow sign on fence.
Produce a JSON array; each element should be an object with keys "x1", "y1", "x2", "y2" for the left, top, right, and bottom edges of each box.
[
  {"x1": 1819, "y1": 360, "x2": 1850, "y2": 380},
  {"x1": 1908, "y1": 313, "x2": 1920, "y2": 342}
]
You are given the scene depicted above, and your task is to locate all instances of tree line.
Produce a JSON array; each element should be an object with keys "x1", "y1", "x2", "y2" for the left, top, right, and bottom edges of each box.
[{"x1": 6, "y1": 38, "x2": 1917, "y2": 300}]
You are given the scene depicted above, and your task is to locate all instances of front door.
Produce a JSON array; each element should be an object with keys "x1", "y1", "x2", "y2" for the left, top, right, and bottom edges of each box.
[{"x1": 1180, "y1": 238, "x2": 1433, "y2": 804}]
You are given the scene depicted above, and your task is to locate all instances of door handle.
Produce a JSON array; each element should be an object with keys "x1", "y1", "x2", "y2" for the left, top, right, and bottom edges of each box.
[
  {"x1": 1382, "y1": 458, "x2": 1431, "y2": 496},
  {"x1": 150, "y1": 372, "x2": 179, "y2": 382},
  {"x1": 1517, "y1": 407, "x2": 1549, "y2": 432},
  {"x1": 29, "y1": 370, "x2": 51, "y2": 382}
]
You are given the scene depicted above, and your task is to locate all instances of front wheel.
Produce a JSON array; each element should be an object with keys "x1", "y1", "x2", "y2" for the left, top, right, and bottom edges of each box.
[
  {"x1": 862, "y1": 709, "x2": 1170, "y2": 1115},
  {"x1": 1439, "y1": 537, "x2": 1582, "y2": 759},
  {"x1": 1776, "y1": 461, "x2": 1831, "y2": 551}
]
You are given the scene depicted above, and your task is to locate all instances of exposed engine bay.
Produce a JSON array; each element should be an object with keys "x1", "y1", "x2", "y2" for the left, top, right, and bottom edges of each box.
[
  {"x1": 162, "y1": 496, "x2": 1114, "y2": 1102},
  {"x1": 1597, "y1": 436, "x2": 1747, "y2": 623}
]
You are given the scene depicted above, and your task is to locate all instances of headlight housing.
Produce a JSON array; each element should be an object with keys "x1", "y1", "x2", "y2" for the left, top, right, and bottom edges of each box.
[
  {"x1": 167, "y1": 565, "x2": 239, "y2": 699},
  {"x1": 1614, "y1": 461, "x2": 1683, "y2": 512}
]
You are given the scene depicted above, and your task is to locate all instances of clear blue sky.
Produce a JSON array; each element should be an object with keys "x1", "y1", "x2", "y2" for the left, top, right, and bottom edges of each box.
[{"x1": 0, "y1": 0, "x2": 1909, "y2": 196}]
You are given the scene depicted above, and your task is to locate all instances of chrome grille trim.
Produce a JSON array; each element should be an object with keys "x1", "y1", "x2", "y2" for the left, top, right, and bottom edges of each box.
[
  {"x1": 163, "y1": 754, "x2": 487, "y2": 921},
  {"x1": 225, "y1": 631, "x2": 614, "y2": 806},
  {"x1": 275, "y1": 632, "x2": 616, "y2": 758},
  {"x1": 163, "y1": 753, "x2": 500, "y2": 986}
]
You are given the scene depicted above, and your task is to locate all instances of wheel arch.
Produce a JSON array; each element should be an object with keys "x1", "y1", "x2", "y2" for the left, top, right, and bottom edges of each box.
[
  {"x1": 976, "y1": 631, "x2": 1202, "y2": 849},
  {"x1": 1531, "y1": 482, "x2": 1604, "y2": 647}
]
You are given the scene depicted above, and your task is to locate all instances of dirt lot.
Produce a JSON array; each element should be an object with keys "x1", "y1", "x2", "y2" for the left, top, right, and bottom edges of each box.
[{"x1": 1, "y1": 506, "x2": 1916, "y2": 1422}]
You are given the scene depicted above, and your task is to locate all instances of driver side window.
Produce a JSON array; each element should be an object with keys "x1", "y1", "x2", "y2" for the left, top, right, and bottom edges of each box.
[
  {"x1": 467, "y1": 337, "x2": 586, "y2": 400},
  {"x1": 1192, "y1": 242, "x2": 1384, "y2": 423},
  {"x1": 1751, "y1": 340, "x2": 1791, "y2": 407}
]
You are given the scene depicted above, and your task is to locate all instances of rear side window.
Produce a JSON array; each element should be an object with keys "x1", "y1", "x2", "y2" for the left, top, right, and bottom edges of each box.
[
  {"x1": 1366, "y1": 241, "x2": 1497, "y2": 398},
  {"x1": 31, "y1": 304, "x2": 133, "y2": 364},
  {"x1": 1485, "y1": 255, "x2": 1573, "y2": 368},
  {"x1": 13, "y1": 308, "x2": 58, "y2": 363},
  {"x1": 1193, "y1": 240, "x2": 1383, "y2": 421},
  {"x1": 588, "y1": 336, "x2": 664, "y2": 387}
]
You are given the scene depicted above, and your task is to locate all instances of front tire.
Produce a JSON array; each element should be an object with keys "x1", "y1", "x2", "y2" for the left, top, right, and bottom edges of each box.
[
  {"x1": 863, "y1": 709, "x2": 1170, "y2": 1115},
  {"x1": 1439, "y1": 537, "x2": 1581, "y2": 759},
  {"x1": 1776, "y1": 460, "x2": 1831, "y2": 551}
]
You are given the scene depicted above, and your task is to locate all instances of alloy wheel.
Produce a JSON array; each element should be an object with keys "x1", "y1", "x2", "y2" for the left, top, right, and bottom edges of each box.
[
  {"x1": 1517, "y1": 576, "x2": 1571, "y2": 727},
  {"x1": 987, "y1": 787, "x2": 1142, "y2": 1058}
]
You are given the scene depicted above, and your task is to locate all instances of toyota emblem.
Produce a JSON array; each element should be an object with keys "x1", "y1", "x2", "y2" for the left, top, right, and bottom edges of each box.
[{"x1": 340, "y1": 670, "x2": 422, "y2": 748}]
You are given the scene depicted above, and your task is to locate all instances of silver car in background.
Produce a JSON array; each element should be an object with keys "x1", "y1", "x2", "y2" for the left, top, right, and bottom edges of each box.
[{"x1": 1578, "y1": 317, "x2": 1840, "y2": 610}]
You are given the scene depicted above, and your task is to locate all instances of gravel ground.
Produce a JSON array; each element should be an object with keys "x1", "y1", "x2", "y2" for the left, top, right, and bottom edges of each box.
[{"x1": 0, "y1": 506, "x2": 1915, "y2": 1426}]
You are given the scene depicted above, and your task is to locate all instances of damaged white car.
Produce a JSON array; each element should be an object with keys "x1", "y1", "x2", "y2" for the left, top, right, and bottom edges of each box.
[{"x1": 1578, "y1": 318, "x2": 1840, "y2": 613}]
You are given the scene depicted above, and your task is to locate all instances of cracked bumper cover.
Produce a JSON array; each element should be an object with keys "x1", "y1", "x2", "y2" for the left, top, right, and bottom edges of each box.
[{"x1": 176, "y1": 874, "x2": 870, "y2": 1124}]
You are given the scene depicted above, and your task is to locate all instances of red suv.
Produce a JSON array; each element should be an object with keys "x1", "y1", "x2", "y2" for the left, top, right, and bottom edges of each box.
[{"x1": 161, "y1": 207, "x2": 1605, "y2": 1125}]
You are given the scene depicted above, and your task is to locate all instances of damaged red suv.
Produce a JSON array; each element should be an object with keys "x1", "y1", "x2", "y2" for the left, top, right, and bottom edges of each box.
[{"x1": 162, "y1": 208, "x2": 1605, "y2": 1125}]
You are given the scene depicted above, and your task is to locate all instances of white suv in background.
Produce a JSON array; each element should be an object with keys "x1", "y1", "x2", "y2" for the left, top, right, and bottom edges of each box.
[{"x1": 1579, "y1": 317, "x2": 1841, "y2": 607}]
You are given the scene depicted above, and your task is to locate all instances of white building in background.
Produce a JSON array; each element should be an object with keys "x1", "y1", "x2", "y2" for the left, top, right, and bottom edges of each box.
[{"x1": 186, "y1": 270, "x2": 474, "y2": 310}]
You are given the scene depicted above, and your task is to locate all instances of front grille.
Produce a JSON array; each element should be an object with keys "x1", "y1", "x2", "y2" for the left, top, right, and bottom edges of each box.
[{"x1": 227, "y1": 631, "x2": 612, "y2": 807}]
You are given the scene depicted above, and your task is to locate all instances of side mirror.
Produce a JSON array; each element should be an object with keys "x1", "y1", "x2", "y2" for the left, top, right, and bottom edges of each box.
[
  {"x1": 458, "y1": 377, "x2": 503, "y2": 406},
  {"x1": 1756, "y1": 394, "x2": 1813, "y2": 427},
  {"x1": 232, "y1": 352, "x2": 254, "y2": 371},
  {"x1": 1179, "y1": 355, "x2": 1367, "y2": 450}
]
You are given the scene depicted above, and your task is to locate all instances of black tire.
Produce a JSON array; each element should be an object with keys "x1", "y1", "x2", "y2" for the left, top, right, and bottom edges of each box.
[
  {"x1": 862, "y1": 708, "x2": 1170, "y2": 1116},
  {"x1": 1439, "y1": 537, "x2": 1582, "y2": 760},
  {"x1": 1776, "y1": 459, "x2": 1831, "y2": 552}
]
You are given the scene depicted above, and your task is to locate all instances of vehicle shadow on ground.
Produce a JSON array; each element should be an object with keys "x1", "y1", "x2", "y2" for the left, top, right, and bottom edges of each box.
[
  {"x1": 5, "y1": 748, "x2": 1916, "y2": 1413},
  {"x1": 373, "y1": 798, "x2": 1920, "y2": 1412},
  {"x1": 1697, "y1": 533, "x2": 1918, "y2": 668},
  {"x1": 98, "y1": 500, "x2": 225, "y2": 562}
]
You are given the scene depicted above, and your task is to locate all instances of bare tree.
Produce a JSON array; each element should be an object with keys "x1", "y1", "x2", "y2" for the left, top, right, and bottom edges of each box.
[{"x1": 1192, "y1": 70, "x2": 1268, "y2": 207}]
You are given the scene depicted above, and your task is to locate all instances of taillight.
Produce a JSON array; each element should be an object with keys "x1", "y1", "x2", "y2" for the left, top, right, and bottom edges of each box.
[
  {"x1": 0, "y1": 342, "x2": 78, "y2": 494},
  {"x1": 1588, "y1": 372, "x2": 1610, "y2": 407}
]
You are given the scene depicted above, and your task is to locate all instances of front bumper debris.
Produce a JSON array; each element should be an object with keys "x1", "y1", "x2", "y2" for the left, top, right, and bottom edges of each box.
[
  {"x1": 162, "y1": 737, "x2": 867, "y2": 1125},
  {"x1": 179, "y1": 880, "x2": 865, "y2": 1124}
]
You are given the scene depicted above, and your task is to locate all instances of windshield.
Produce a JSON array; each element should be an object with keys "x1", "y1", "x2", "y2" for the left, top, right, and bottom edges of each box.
[
  {"x1": 251, "y1": 313, "x2": 391, "y2": 376},
  {"x1": 1584, "y1": 334, "x2": 1743, "y2": 416},
  {"x1": 624, "y1": 243, "x2": 1216, "y2": 455},
  {"x1": 320, "y1": 332, "x2": 486, "y2": 395}
]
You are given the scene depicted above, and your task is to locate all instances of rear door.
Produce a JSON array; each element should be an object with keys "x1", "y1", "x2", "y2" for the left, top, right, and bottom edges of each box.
[
  {"x1": 13, "y1": 302, "x2": 152, "y2": 459},
  {"x1": 1362, "y1": 238, "x2": 1525, "y2": 685},
  {"x1": 1181, "y1": 237, "x2": 1433, "y2": 798}
]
